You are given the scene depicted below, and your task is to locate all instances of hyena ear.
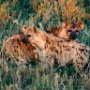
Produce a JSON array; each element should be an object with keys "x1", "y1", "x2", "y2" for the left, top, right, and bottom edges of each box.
[
  {"x1": 78, "y1": 22, "x2": 84, "y2": 29},
  {"x1": 22, "y1": 26, "x2": 28, "y2": 33},
  {"x1": 39, "y1": 31, "x2": 46, "y2": 41},
  {"x1": 62, "y1": 21, "x2": 68, "y2": 28},
  {"x1": 32, "y1": 26, "x2": 38, "y2": 33}
]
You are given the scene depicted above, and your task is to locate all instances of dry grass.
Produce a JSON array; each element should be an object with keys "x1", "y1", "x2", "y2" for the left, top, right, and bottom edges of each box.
[{"x1": 0, "y1": 0, "x2": 90, "y2": 90}]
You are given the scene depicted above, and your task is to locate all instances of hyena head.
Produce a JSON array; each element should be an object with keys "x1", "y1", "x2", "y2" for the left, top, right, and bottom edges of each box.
[
  {"x1": 21, "y1": 25, "x2": 38, "y2": 43},
  {"x1": 22, "y1": 26, "x2": 47, "y2": 49},
  {"x1": 48, "y1": 21, "x2": 84, "y2": 41}
]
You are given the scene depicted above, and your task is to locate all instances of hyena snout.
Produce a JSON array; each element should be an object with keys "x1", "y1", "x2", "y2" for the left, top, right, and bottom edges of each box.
[
  {"x1": 21, "y1": 35, "x2": 31, "y2": 43},
  {"x1": 70, "y1": 31, "x2": 77, "y2": 40}
]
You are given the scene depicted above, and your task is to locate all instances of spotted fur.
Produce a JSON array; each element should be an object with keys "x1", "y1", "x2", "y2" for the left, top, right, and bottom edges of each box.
[
  {"x1": 1, "y1": 25, "x2": 90, "y2": 77},
  {"x1": 1, "y1": 33, "x2": 39, "y2": 65},
  {"x1": 22, "y1": 27, "x2": 90, "y2": 76},
  {"x1": 48, "y1": 21, "x2": 84, "y2": 41}
]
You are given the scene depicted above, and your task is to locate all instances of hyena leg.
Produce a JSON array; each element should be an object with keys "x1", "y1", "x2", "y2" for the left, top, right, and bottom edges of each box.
[{"x1": 74, "y1": 62, "x2": 89, "y2": 79}]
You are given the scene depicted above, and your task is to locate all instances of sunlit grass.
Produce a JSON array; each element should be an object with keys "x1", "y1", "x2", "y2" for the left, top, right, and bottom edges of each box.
[
  {"x1": 0, "y1": 19, "x2": 90, "y2": 90},
  {"x1": 0, "y1": 0, "x2": 90, "y2": 90}
]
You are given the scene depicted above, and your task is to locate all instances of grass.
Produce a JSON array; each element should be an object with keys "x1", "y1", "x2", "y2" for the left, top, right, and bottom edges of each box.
[
  {"x1": 0, "y1": 0, "x2": 90, "y2": 89},
  {"x1": 0, "y1": 58, "x2": 90, "y2": 90},
  {"x1": 0, "y1": 19, "x2": 90, "y2": 90}
]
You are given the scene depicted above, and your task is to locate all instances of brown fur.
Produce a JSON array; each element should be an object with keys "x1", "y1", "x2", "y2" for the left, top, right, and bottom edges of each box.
[
  {"x1": 1, "y1": 25, "x2": 89, "y2": 77},
  {"x1": 48, "y1": 21, "x2": 84, "y2": 40},
  {"x1": 22, "y1": 27, "x2": 90, "y2": 76},
  {"x1": 1, "y1": 33, "x2": 39, "y2": 65}
]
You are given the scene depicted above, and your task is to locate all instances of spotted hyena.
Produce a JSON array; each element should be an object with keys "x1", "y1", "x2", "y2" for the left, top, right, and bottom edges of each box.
[
  {"x1": 1, "y1": 31, "x2": 39, "y2": 65},
  {"x1": 22, "y1": 27, "x2": 90, "y2": 76},
  {"x1": 47, "y1": 21, "x2": 84, "y2": 41}
]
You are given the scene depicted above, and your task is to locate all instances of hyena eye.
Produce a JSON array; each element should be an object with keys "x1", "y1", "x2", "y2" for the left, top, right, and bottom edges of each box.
[
  {"x1": 75, "y1": 30, "x2": 79, "y2": 33},
  {"x1": 67, "y1": 30, "x2": 72, "y2": 32}
]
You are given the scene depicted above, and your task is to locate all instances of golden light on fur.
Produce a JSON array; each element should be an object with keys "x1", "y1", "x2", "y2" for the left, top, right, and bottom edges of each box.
[
  {"x1": 1, "y1": 33, "x2": 39, "y2": 65},
  {"x1": 21, "y1": 28, "x2": 90, "y2": 77},
  {"x1": 1, "y1": 25, "x2": 90, "y2": 78},
  {"x1": 48, "y1": 21, "x2": 84, "y2": 40}
]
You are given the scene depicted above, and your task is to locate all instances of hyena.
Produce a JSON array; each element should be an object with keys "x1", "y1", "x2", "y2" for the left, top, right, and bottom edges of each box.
[
  {"x1": 1, "y1": 29, "x2": 39, "y2": 65},
  {"x1": 22, "y1": 27, "x2": 90, "y2": 77},
  {"x1": 47, "y1": 21, "x2": 84, "y2": 41}
]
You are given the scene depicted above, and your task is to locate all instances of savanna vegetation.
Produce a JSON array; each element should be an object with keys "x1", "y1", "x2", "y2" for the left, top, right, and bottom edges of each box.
[{"x1": 0, "y1": 0, "x2": 90, "y2": 90}]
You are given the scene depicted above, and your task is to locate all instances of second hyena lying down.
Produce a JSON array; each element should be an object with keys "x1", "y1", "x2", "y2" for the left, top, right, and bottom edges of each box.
[
  {"x1": 1, "y1": 26, "x2": 46, "y2": 65},
  {"x1": 22, "y1": 26, "x2": 90, "y2": 75},
  {"x1": 1, "y1": 33, "x2": 39, "y2": 65}
]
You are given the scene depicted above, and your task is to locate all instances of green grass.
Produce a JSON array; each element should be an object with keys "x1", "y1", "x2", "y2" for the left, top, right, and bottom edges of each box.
[
  {"x1": 0, "y1": 26, "x2": 90, "y2": 90},
  {"x1": 0, "y1": 58, "x2": 90, "y2": 90},
  {"x1": 0, "y1": 20, "x2": 90, "y2": 90},
  {"x1": 0, "y1": 0, "x2": 90, "y2": 89}
]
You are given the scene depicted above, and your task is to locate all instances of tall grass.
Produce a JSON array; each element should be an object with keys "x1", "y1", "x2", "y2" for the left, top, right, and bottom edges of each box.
[{"x1": 0, "y1": 0, "x2": 90, "y2": 90}]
